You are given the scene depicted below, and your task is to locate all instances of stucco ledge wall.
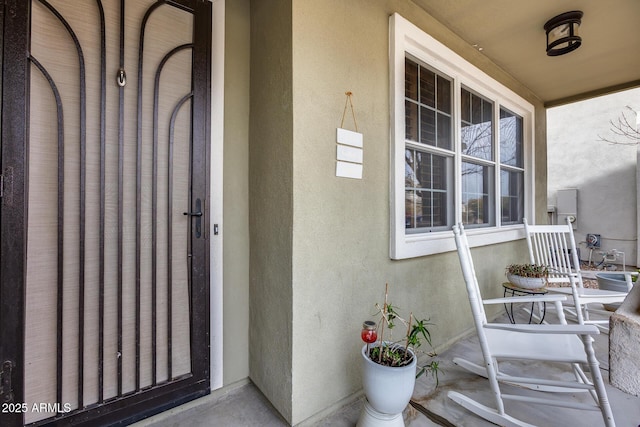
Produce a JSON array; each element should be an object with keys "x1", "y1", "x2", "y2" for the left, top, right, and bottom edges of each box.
[{"x1": 610, "y1": 283, "x2": 640, "y2": 397}]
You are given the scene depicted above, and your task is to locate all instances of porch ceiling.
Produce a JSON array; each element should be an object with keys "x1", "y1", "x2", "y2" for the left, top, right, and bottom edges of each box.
[{"x1": 412, "y1": 0, "x2": 640, "y2": 107}]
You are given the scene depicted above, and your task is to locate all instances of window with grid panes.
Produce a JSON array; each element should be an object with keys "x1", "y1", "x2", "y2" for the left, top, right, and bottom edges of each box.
[
  {"x1": 390, "y1": 13, "x2": 534, "y2": 259},
  {"x1": 461, "y1": 88, "x2": 495, "y2": 227},
  {"x1": 404, "y1": 58, "x2": 453, "y2": 232},
  {"x1": 499, "y1": 108, "x2": 525, "y2": 224}
]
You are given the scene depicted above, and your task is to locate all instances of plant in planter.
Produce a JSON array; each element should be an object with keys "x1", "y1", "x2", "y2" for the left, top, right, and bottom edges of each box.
[
  {"x1": 358, "y1": 284, "x2": 439, "y2": 427},
  {"x1": 506, "y1": 263, "x2": 549, "y2": 290}
]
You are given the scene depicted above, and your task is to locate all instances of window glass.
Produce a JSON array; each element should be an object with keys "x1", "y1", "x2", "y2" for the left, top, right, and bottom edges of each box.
[
  {"x1": 461, "y1": 88, "x2": 493, "y2": 161},
  {"x1": 500, "y1": 108, "x2": 523, "y2": 167},
  {"x1": 419, "y1": 67, "x2": 436, "y2": 107},
  {"x1": 499, "y1": 108, "x2": 524, "y2": 224},
  {"x1": 420, "y1": 108, "x2": 436, "y2": 146},
  {"x1": 437, "y1": 113, "x2": 451, "y2": 150},
  {"x1": 405, "y1": 58, "x2": 418, "y2": 101},
  {"x1": 501, "y1": 169, "x2": 524, "y2": 224},
  {"x1": 437, "y1": 76, "x2": 451, "y2": 112},
  {"x1": 405, "y1": 100, "x2": 418, "y2": 142},
  {"x1": 405, "y1": 58, "x2": 452, "y2": 150},
  {"x1": 405, "y1": 149, "x2": 451, "y2": 231},
  {"x1": 404, "y1": 58, "x2": 453, "y2": 233},
  {"x1": 391, "y1": 14, "x2": 534, "y2": 259},
  {"x1": 462, "y1": 162, "x2": 494, "y2": 226}
]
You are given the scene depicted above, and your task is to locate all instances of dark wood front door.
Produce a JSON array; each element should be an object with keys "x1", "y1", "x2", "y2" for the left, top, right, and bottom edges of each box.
[{"x1": 0, "y1": 1, "x2": 212, "y2": 425}]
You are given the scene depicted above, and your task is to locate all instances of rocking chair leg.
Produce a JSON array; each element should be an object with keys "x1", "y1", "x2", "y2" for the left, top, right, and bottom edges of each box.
[
  {"x1": 453, "y1": 357, "x2": 590, "y2": 393},
  {"x1": 448, "y1": 391, "x2": 535, "y2": 427},
  {"x1": 580, "y1": 336, "x2": 616, "y2": 427}
]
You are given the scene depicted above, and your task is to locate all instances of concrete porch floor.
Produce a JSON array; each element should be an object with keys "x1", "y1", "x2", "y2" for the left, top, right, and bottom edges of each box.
[{"x1": 135, "y1": 308, "x2": 640, "y2": 427}]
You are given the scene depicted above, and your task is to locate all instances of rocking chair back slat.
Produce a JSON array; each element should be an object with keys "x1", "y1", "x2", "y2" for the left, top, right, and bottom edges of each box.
[
  {"x1": 524, "y1": 218, "x2": 629, "y2": 330},
  {"x1": 527, "y1": 226, "x2": 580, "y2": 285}
]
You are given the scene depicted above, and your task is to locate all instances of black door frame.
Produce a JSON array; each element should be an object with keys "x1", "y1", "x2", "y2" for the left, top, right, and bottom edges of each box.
[
  {"x1": 0, "y1": 1, "x2": 212, "y2": 425},
  {"x1": 0, "y1": 1, "x2": 29, "y2": 425}
]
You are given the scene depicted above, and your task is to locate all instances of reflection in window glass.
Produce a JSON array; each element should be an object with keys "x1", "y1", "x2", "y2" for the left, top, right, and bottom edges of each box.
[
  {"x1": 501, "y1": 169, "x2": 523, "y2": 224},
  {"x1": 420, "y1": 107, "x2": 436, "y2": 146},
  {"x1": 499, "y1": 108, "x2": 524, "y2": 224},
  {"x1": 393, "y1": 19, "x2": 535, "y2": 258},
  {"x1": 461, "y1": 88, "x2": 493, "y2": 161},
  {"x1": 403, "y1": 55, "x2": 527, "y2": 236},
  {"x1": 419, "y1": 66, "x2": 436, "y2": 108},
  {"x1": 437, "y1": 76, "x2": 451, "y2": 112},
  {"x1": 405, "y1": 100, "x2": 418, "y2": 142},
  {"x1": 437, "y1": 113, "x2": 451, "y2": 150},
  {"x1": 404, "y1": 58, "x2": 452, "y2": 150},
  {"x1": 500, "y1": 108, "x2": 523, "y2": 167},
  {"x1": 405, "y1": 58, "x2": 418, "y2": 101},
  {"x1": 462, "y1": 162, "x2": 494, "y2": 226},
  {"x1": 405, "y1": 148, "x2": 450, "y2": 231}
]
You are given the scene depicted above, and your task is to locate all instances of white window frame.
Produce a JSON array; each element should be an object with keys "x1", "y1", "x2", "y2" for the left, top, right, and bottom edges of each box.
[{"x1": 389, "y1": 13, "x2": 535, "y2": 259}]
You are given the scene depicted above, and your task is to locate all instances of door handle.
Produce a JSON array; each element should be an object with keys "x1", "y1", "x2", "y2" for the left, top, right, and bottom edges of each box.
[{"x1": 183, "y1": 198, "x2": 203, "y2": 238}]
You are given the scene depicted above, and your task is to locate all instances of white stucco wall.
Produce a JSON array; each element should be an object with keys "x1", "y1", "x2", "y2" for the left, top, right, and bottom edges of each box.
[{"x1": 547, "y1": 88, "x2": 640, "y2": 267}]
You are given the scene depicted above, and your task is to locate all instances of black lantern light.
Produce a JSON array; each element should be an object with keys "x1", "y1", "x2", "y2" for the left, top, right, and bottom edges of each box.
[{"x1": 544, "y1": 11, "x2": 583, "y2": 56}]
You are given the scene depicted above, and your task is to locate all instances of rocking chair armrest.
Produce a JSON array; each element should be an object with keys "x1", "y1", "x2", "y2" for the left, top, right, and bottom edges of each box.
[
  {"x1": 483, "y1": 294, "x2": 567, "y2": 305},
  {"x1": 484, "y1": 323, "x2": 600, "y2": 335}
]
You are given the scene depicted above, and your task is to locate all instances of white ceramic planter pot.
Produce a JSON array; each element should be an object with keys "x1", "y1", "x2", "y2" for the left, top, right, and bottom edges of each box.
[
  {"x1": 360, "y1": 343, "x2": 416, "y2": 415},
  {"x1": 507, "y1": 273, "x2": 546, "y2": 290}
]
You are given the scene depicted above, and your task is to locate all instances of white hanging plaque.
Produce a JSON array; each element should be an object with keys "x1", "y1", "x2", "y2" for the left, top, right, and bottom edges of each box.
[
  {"x1": 336, "y1": 161, "x2": 363, "y2": 179},
  {"x1": 337, "y1": 144, "x2": 363, "y2": 163},
  {"x1": 336, "y1": 128, "x2": 363, "y2": 148}
]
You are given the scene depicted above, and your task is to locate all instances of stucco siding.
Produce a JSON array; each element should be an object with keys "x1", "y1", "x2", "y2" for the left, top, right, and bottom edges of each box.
[
  {"x1": 547, "y1": 88, "x2": 640, "y2": 267},
  {"x1": 249, "y1": 0, "x2": 294, "y2": 422},
  {"x1": 288, "y1": 0, "x2": 545, "y2": 424},
  {"x1": 223, "y1": 0, "x2": 251, "y2": 386}
]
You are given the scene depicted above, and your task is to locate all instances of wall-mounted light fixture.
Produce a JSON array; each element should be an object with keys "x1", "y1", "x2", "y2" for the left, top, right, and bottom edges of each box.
[{"x1": 544, "y1": 11, "x2": 583, "y2": 56}]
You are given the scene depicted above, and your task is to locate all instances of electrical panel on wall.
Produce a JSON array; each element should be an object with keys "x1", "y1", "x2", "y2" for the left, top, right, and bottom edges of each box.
[
  {"x1": 586, "y1": 233, "x2": 601, "y2": 248},
  {"x1": 557, "y1": 188, "x2": 578, "y2": 229}
]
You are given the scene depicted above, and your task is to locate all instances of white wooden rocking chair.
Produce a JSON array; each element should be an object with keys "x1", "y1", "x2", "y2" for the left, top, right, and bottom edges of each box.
[
  {"x1": 450, "y1": 223, "x2": 615, "y2": 427},
  {"x1": 524, "y1": 218, "x2": 634, "y2": 332}
]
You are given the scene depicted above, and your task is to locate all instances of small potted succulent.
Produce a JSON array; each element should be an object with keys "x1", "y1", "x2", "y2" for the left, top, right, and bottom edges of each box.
[
  {"x1": 358, "y1": 284, "x2": 439, "y2": 427},
  {"x1": 505, "y1": 263, "x2": 549, "y2": 289}
]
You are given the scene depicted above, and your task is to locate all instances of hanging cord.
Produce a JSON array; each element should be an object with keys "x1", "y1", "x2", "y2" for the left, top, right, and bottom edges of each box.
[{"x1": 340, "y1": 91, "x2": 358, "y2": 132}]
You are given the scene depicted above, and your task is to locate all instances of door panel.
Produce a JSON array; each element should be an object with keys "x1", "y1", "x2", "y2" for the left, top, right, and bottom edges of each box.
[{"x1": 1, "y1": 0, "x2": 211, "y2": 425}]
